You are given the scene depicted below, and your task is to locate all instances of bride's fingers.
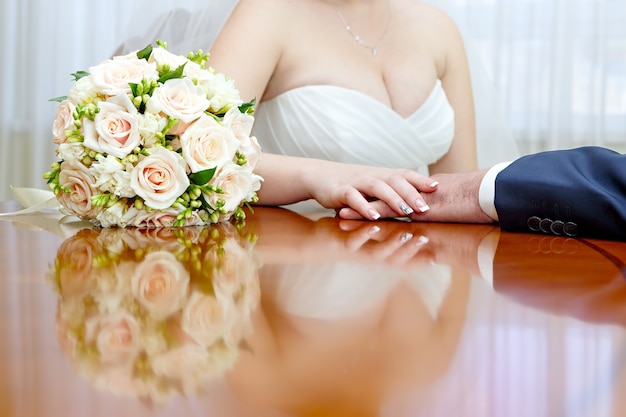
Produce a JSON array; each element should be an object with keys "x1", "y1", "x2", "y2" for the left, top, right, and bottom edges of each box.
[{"x1": 338, "y1": 200, "x2": 398, "y2": 220}]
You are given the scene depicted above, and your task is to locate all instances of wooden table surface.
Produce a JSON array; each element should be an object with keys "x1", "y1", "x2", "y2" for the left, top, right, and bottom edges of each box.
[{"x1": 1, "y1": 201, "x2": 626, "y2": 417}]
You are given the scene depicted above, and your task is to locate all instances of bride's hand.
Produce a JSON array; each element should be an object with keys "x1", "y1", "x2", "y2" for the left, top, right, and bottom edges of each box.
[{"x1": 306, "y1": 162, "x2": 439, "y2": 220}]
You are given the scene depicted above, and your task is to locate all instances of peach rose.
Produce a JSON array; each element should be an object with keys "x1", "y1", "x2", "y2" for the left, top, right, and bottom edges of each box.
[
  {"x1": 129, "y1": 147, "x2": 190, "y2": 210},
  {"x1": 180, "y1": 114, "x2": 239, "y2": 173},
  {"x1": 56, "y1": 159, "x2": 102, "y2": 219},
  {"x1": 52, "y1": 100, "x2": 76, "y2": 145},
  {"x1": 89, "y1": 56, "x2": 158, "y2": 97},
  {"x1": 146, "y1": 77, "x2": 210, "y2": 124},
  {"x1": 84, "y1": 311, "x2": 141, "y2": 367},
  {"x1": 131, "y1": 251, "x2": 190, "y2": 319},
  {"x1": 83, "y1": 94, "x2": 141, "y2": 159}
]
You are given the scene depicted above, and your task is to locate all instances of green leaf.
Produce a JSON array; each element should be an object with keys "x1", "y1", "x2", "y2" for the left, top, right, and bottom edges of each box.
[
  {"x1": 71, "y1": 71, "x2": 90, "y2": 81},
  {"x1": 189, "y1": 167, "x2": 216, "y2": 185},
  {"x1": 129, "y1": 82, "x2": 139, "y2": 97},
  {"x1": 49, "y1": 96, "x2": 67, "y2": 103},
  {"x1": 158, "y1": 63, "x2": 186, "y2": 84},
  {"x1": 239, "y1": 98, "x2": 256, "y2": 114},
  {"x1": 137, "y1": 44, "x2": 153, "y2": 61}
]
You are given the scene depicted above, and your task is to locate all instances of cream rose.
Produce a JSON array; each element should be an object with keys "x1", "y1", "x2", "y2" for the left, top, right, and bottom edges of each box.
[
  {"x1": 84, "y1": 311, "x2": 141, "y2": 367},
  {"x1": 57, "y1": 159, "x2": 102, "y2": 219},
  {"x1": 129, "y1": 147, "x2": 189, "y2": 210},
  {"x1": 131, "y1": 251, "x2": 190, "y2": 319},
  {"x1": 52, "y1": 100, "x2": 76, "y2": 145},
  {"x1": 205, "y1": 164, "x2": 262, "y2": 217},
  {"x1": 146, "y1": 77, "x2": 210, "y2": 124},
  {"x1": 180, "y1": 114, "x2": 239, "y2": 173},
  {"x1": 83, "y1": 94, "x2": 141, "y2": 159},
  {"x1": 89, "y1": 56, "x2": 158, "y2": 97}
]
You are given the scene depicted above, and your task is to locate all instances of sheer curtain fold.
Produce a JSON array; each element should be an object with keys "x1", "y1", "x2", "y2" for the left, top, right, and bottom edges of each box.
[{"x1": 0, "y1": 0, "x2": 624, "y2": 200}]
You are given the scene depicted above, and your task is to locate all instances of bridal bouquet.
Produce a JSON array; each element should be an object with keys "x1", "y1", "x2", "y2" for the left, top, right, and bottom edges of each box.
[
  {"x1": 49, "y1": 223, "x2": 260, "y2": 403},
  {"x1": 46, "y1": 41, "x2": 262, "y2": 228}
]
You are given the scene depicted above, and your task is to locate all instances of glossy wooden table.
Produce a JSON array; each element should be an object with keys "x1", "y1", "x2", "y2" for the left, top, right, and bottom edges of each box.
[{"x1": 1, "y1": 201, "x2": 626, "y2": 417}]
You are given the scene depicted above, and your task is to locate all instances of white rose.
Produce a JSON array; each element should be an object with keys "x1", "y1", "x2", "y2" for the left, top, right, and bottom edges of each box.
[
  {"x1": 57, "y1": 143, "x2": 86, "y2": 163},
  {"x1": 205, "y1": 164, "x2": 262, "y2": 217},
  {"x1": 180, "y1": 114, "x2": 239, "y2": 173},
  {"x1": 89, "y1": 56, "x2": 158, "y2": 97},
  {"x1": 130, "y1": 147, "x2": 189, "y2": 210},
  {"x1": 131, "y1": 251, "x2": 190, "y2": 319},
  {"x1": 53, "y1": 100, "x2": 77, "y2": 144},
  {"x1": 146, "y1": 78, "x2": 210, "y2": 124},
  {"x1": 204, "y1": 73, "x2": 242, "y2": 113},
  {"x1": 83, "y1": 94, "x2": 141, "y2": 159},
  {"x1": 67, "y1": 76, "x2": 97, "y2": 105}
]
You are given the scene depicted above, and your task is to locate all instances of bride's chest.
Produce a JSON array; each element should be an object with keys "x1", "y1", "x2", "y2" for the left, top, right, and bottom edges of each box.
[{"x1": 267, "y1": 45, "x2": 441, "y2": 118}]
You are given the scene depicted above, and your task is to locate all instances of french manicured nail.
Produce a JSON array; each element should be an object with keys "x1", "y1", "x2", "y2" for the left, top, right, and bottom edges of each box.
[
  {"x1": 399, "y1": 232, "x2": 413, "y2": 244},
  {"x1": 400, "y1": 203, "x2": 414, "y2": 216},
  {"x1": 369, "y1": 208, "x2": 381, "y2": 220},
  {"x1": 369, "y1": 225, "x2": 381, "y2": 234},
  {"x1": 415, "y1": 199, "x2": 430, "y2": 212},
  {"x1": 429, "y1": 181, "x2": 439, "y2": 187},
  {"x1": 417, "y1": 235, "x2": 429, "y2": 244}
]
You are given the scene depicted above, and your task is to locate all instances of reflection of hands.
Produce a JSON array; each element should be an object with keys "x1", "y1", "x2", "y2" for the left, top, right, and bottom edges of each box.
[
  {"x1": 337, "y1": 168, "x2": 494, "y2": 224},
  {"x1": 247, "y1": 206, "x2": 498, "y2": 274}
]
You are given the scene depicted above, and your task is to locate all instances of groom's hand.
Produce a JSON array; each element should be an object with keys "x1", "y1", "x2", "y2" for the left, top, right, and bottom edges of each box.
[{"x1": 338, "y1": 168, "x2": 494, "y2": 224}]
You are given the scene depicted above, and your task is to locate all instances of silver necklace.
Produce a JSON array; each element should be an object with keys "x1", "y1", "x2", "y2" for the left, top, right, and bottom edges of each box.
[{"x1": 335, "y1": 1, "x2": 391, "y2": 56}]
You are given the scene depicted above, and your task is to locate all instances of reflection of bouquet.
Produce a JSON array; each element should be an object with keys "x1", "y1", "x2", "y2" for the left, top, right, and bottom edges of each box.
[
  {"x1": 45, "y1": 41, "x2": 262, "y2": 228},
  {"x1": 48, "y1": 224, "x2": 260, "y2": 403}
]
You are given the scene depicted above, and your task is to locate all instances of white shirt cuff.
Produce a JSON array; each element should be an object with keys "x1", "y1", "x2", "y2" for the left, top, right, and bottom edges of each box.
[{"x1": 478, "y1": 161, "x2": 512, "y2": 221}]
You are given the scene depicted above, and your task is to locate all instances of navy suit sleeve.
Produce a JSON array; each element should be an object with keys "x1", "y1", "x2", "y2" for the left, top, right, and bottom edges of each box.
[{"x1": 494, "y1": 146, "x2": 626, "y2": 241}]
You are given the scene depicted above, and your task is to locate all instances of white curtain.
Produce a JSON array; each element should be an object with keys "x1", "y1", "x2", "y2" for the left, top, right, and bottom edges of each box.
[
  {"x1": 446, "y1": 0, "x2": 626, "y2": 154},
  {"x1": 0, "y1": 0, "x2": 624, "y2": 201}
]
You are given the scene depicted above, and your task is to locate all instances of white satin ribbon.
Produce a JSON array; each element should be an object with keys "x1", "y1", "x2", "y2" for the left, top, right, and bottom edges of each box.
[
  {"x1": 0, "y1": 187, "x2": 89, "y2": 238},
  {"x1": 0, "y1": 187, "x2": 60, "y2": 217}
]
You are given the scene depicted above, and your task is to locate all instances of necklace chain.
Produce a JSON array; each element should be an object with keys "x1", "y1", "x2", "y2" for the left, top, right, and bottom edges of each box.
[{"x1": 335, "y1": 1, "x2": 391, "y2": 56}]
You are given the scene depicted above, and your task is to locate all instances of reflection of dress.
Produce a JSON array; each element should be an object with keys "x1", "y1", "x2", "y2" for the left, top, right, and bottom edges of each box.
[
  {"x1": 261, "y1": 263, "x2": 453, "y2": 320},
  {"x1": 253, "y1": 81, "x2": 454, "y2": 174}
]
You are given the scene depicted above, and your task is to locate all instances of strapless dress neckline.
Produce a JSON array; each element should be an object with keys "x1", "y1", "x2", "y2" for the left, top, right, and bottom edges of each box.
[{"x1": 252, "y1": 79, "x2": 455, "y2": 172}]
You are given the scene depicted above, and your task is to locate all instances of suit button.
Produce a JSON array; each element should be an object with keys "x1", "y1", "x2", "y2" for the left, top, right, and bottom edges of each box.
[
  {"x1": 539, "y1": 218, "x2": 553, "y2": 234},
  {"x1": 550, "y1": 220, "x2": 564, "y2": 235},
  {"x1": 527, "y1": 216, "x2": 541, "y2": 232},
  {"x1": 563, "y1": 222, "x2": 579, "y2": 237}
]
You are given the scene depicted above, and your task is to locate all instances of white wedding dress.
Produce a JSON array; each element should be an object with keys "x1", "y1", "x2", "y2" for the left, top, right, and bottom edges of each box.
[{"x1": 253, "y1": 80, "x2": 454, "y2": 174}]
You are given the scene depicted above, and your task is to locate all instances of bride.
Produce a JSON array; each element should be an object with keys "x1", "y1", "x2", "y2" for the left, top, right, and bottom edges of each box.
[{"x1": 118, "y1": 0, "x2": 519, "y2": 221}]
